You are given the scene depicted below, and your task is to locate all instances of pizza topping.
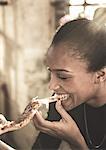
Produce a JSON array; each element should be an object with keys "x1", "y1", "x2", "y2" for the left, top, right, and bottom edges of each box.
[{"x1": 0, "y1": 94, "x2": 69, "y2": 135}]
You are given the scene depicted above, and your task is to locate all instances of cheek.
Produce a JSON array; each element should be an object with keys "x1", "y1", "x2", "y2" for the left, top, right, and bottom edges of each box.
[
  {"x1": 66, "y1": 75, "x2": 93, "y2": 94},
  {"x1": 61, "y1": 77, "x2": 95, "y2": 109},
  {"x1": 60, "y1": 74, "x2": 95, "y2": 96},
  {"x1": 61, "y1": 80, "x2": 74, "y2": 92},
  {"x1": 75, "y1": 73, "x2": 94, "y2": 88},
  {"x1": 73, "y1": 76, "x2": 95, "y2": 99}
]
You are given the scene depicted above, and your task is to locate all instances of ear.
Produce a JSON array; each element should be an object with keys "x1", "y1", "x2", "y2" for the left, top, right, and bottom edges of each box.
[{"x1": 95, "y1": 68, "x2": 106, "y2": 83}]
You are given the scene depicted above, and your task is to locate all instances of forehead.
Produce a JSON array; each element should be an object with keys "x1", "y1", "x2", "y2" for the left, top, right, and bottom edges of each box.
[
  {"x1": 47, "y1": 44, "x2": 68, "y2": 60},
  {"x1": 46, "y1": 44, "x2": 88, "y2": 72}
]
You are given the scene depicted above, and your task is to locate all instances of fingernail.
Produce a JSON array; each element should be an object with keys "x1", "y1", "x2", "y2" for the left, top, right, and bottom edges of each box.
[
  {"x1": 36, "y1": 110, "x2": 42, "y2": 116},
  {"x1": 36, "y1": 110, "x2": 39, "y2": 114},
  {"x1": 39, "y1": 111, "x2": 42, "y2": 115},
  {"x1": 57, "y1": 100, "x2": 61, "y2": 105}
]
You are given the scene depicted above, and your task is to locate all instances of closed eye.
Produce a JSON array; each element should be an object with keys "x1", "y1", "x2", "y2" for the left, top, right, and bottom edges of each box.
[
  {"x1": 56, "y1": 73, "x2": 72, "y2": 80},
  {"x1": 47, "y1": 67, "x2": 73, "y2": 80}
]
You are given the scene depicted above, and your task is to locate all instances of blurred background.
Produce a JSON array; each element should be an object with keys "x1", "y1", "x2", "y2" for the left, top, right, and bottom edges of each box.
[{"x1": 0, "y1": 0, "x2": 106, "y2": 149}]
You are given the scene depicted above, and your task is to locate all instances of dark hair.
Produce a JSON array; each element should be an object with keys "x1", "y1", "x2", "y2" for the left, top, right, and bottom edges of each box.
[{"x1": 51, "y1": 18, "x2": 106, "y2": 72}]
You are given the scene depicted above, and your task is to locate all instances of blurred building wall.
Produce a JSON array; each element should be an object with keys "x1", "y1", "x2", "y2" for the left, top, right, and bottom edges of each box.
[{"x1": 0, "y1": 0, "x2": 55, "y2": 149}]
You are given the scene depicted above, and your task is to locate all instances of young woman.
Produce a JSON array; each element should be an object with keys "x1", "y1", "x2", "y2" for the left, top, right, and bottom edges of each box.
[{"x1": 32, "y1": 18, "x2": 106, "y2": 150}]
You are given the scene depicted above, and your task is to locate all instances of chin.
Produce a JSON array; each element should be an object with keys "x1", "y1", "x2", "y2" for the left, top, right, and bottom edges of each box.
[{"x1": 61, "y1": 98, "x2": 75, "y2": 111}]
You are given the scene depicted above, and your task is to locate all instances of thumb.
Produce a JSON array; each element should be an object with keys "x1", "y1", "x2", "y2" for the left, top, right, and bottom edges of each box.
[{"x1": 55, "y1": 100, "x2": 71, "y2": 121}]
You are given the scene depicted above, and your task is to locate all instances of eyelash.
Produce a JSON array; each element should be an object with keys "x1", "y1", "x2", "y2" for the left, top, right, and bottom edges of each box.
[
  {"x1": 58, "y1": 76, "x2": 66, "y2": 80},
  {"x1": 47, "y1": 69, "x2": 72, "y2": 80},
  {"x1": 56, "y1": 74, "x2": 70, "y2": 80}
]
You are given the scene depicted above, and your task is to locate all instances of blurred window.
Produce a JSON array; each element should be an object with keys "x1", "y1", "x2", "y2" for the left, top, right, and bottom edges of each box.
[{"x1": 69, "y1": 0, "x2": 106, "y2": 20}]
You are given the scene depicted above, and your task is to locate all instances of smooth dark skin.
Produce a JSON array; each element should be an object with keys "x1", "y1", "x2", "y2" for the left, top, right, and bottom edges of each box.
[{"x1": 33, "y1": 44, "x2": 106, "y2": 149}]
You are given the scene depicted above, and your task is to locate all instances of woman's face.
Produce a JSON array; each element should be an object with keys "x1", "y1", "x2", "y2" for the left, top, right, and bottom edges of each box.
[{"x1": 46, "y1": 44, "x2": 99, "y2": 110}]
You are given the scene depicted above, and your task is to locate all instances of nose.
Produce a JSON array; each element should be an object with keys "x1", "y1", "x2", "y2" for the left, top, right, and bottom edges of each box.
[{"x1": 48, "y1": 76, "x2": 60, "y2": 91}]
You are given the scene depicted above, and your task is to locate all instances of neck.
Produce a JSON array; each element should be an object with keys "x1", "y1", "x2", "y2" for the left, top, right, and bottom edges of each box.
[
  {"x1": 87, "y1": 89, "x2": 106, "y2": 107},
  {"x1": 86, "y1": 100, "x2": 106, "y2": 107}
]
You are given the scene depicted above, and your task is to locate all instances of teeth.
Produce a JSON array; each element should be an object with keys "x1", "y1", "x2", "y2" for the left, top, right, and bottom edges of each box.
[
  {"x1": 32, "y1": 94, "x2": 69, "y2": 104},
  {"x1": 53, "y1": 94, "x2": 69, "y2": 101}
]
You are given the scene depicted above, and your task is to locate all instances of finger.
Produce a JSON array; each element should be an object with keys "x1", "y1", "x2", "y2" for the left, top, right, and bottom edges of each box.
[
  {"x1": 33, "y1": 110, "x2": 58, "y2": 129},
  {"x1": 33, "y1": 111, "x2": 59, "y2": 137},
  {"x1": 33, "y1": 112, "x2": 51, "y2": 132},
  {"x1": 55, "y1": 100, "x2": 72, "y2": 121}
]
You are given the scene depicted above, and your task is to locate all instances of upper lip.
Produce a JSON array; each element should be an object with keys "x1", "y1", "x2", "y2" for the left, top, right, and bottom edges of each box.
[{"x1": 54, "y1": 92, "x2": 68, "y2": 95}]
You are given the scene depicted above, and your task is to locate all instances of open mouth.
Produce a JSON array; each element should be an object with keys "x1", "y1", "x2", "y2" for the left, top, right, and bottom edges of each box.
[
  {"x1": 49, "y1": 93, "x2": 70, "y2": 102},
  {"x1": 32, "y1": 94, "x2": 70, "y2": 105}
]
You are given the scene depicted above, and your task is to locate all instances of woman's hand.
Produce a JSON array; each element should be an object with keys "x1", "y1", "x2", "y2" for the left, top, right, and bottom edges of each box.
[{"x1": 33, "y1": 100, "x2": 88, "y2": 150}]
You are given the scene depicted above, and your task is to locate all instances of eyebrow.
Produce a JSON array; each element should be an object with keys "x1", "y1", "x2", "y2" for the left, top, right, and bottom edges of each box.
[{"x1": 47, "y1": 67, "x2": 73, "y2": 73}]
